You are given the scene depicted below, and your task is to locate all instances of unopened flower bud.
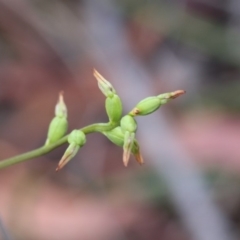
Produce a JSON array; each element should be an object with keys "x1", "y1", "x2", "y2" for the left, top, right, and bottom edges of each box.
[
  {"x1": 45, "y1": 93, "x2": 68, "y2": 145},
  {"x1": 105, "y1": 94, "x2": 122, "y2": 123},
  {"x1": 45, "y1": 117, "x2": 68, "y2": 145},
  {"x1": 68, "y1": 130, "x2": 86, "y2": 146},
  {"x1": 93, "y1": 69, "x2": 116, "y2": 98},
  {"x1": 56, "y1": 130, "x2": 86, "y2": 171},
  {"x1": 103, "y1": 127, "x2": 124, "y2": 147},
  {"x1": 129, "y1": 96, "x2": 161, "y2": 116},
  {"x1": 120, "y1": 115, "x2": 137, "y2": 133},
  {"x1": 129, "y1": 90, "x2": 185, "y2": 116}
]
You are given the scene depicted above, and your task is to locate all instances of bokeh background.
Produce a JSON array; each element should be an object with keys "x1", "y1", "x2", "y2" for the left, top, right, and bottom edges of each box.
[{"x1": 0, "y1": 0, "x2": 240, "y2": 239}]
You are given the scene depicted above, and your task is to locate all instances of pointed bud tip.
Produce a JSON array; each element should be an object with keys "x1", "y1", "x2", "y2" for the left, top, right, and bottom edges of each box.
[
  {"x1": 93, "y1": 69, "x2": 116, "y2": 97},
  {"x1": 138, "y1": 159, "x2": 144, "y2": 166},
  {"x1": 134, "y1": 153, "x2": 144, "y2": 165},
  {"x1": 123, "y1": 158, "x2": 129, "y2": 167},
  {"x1": 56, "y1": 161, "x2": 65, "y2": 171},
  {"x1": 123, "y1": 151, "x2": 131, "y2": 167},
  {"x1": 93, "y1": 69, "x2": 98, "y2": 79},
  {"x1": 170, "y1": 90, "x2": 186, "y2": 99},
  {"x1": 56, "y1": 159, "x2": 66, "y2": 171},
  {"x1": 58, "y1": 91, "x2": 64, "y2": 102},
  {"x1": 123, "y1": 162, "x2": 128, "y2": 167},
  {"x1": 123, "y1": 155, "x2": 129, "y2": 167},
  {"x1": 93, "y1": 69, "x2": 105, "y2": 83},
  {"x1": 55, "y1": 91, "x2": 67, "y2": 118}
]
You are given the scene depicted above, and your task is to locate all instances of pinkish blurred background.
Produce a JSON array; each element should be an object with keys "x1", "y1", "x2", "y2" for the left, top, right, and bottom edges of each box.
[{"x1": 0, "y1": 0, "x2": 240, "y2": 240}]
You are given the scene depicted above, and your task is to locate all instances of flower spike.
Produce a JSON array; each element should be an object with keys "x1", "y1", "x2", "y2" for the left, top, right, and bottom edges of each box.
[{"x1": 0, "y1": 71, "x2": 186, "y2": 171}]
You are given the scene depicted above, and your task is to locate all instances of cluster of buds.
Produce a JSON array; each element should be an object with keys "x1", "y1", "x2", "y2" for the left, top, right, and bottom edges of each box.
[
  {"x1": 97, "y1": 71, "x2": 185, "y2": 167},
  {"x1": 44, "y1": 69, "x2": 184, "y2": 171},
  {"x1": 103, "y1": 126, "x2": 143, "y2": 167},
  {"x1": 93, "y1": 70, "x2": 145, "y2": 166},
  {"x1": 45, "y1": 93, "x2": 87, "y2": 171},
  {"x1": 103, "y1": 116, "x2": 141, "y2": 167}
]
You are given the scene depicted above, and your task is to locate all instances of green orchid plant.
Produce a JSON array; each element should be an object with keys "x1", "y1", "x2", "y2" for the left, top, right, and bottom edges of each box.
[{"x1": 0, "y1": 69, "x2": 185, "y2": 170}]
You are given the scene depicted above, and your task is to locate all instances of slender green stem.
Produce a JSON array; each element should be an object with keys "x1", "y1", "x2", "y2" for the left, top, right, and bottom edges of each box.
[{"x1": 0, "y1": 121, "x2": 118, "y2": 170}]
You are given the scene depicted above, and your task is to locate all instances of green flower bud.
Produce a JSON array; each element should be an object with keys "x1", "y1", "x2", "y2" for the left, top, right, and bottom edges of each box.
[
  {"x1": 45, "y1": 93, "x2": 68, "y2": 145},
  {"x1": 68, "y1": 130, "x2": 86, "y2": 146},
  {"x1": 56, "y1": 130, "x2": 86, "y2": 171},
  {"x1": 105, "y1": 94, "x2": 122, "y2": 123},
  {"x1": 45, "y1": 117, "x2": 68, "y2": 145},
  {"x1": 103, "y1": 127, "x2": 124, "y2": 147},
  {"x1": 120, "y1": 115, "x2": 137, "y2": 133},
  {"x1": 93, "y1": 69, "x2": 123, "y2": 123},
  {"x1": 129, "y1": 96, "x2": 161, "y2": 116},
  {"x1": 129, "y1": 90, "x2": 185, "y2": 116},
  {"x1": 93, "y1": 69, "x2": 116, "y2": 98}
]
